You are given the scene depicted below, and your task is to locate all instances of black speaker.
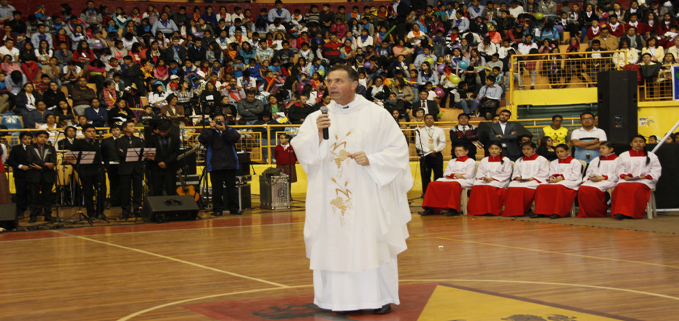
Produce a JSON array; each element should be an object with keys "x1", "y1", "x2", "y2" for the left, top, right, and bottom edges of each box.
[
  {"x1": 141, "y1": 196, "x2": 200, "y2": 223},
  {"x1": 597, "y1": 70, "x2": 638, "y2": 144},
  {"x1": 0, "y1": 203, "x2": 17, "y2": 230}
]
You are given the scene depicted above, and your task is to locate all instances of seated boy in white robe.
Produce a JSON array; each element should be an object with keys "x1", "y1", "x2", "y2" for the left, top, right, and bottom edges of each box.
[
  {"x1": 502, "y1": 141, "x2": 550, "y2": 217},
  {"x1": 420, "y1": 144, "x2": 477, "y2": 216}
]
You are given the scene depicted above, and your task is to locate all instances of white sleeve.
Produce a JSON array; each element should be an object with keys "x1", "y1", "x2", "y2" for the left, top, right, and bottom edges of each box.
[
  {"x1": 598, "y1": 129, "x2": 608, "y2": 141},
  {"x1": 435, "y1": 128, "x2": 446, "y2": 152},
  {"x1": 564, "y1": 160, "x2": 583, "y2": 181},
  {"x1": 512, "y1": 159, "x2": 522, "y2": 180},
  {"x1": 443, "y1": 160, "x2": 456, "y2": 177},
  {"x1": 475, "y1": 159, "x2": 487, "y2": 179},
  {"x1": 493, "y1": 159, "x2": 513, "y2": 182},
  {"x1": 464, "y1": 159, "x2": 477, "y2": 179},
  {"x1": 584, "y1": 157, "x2": 598, "y2": 182},
  {"x1": 647, "y1": 153, "x2": 662, "y2": 181}
]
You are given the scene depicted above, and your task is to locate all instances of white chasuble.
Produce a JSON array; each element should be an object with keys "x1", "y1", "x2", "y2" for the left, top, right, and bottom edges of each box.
[{"x1": 291, "y1": 95, "x2": 413, "y2": 311}]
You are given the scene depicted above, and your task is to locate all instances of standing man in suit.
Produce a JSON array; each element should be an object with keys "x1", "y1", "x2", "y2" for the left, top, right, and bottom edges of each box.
[
  {"x1": 7, "y1": 132, "x2": 33, "y2": 218},
  {"x1": 489, "y1": 109, "x2": 520, "y2": 161},
  {"x1": 25, "y1": 131, "x2": 57, "y2": 223},
  {"x1": 71, "y1": 124, "x2": 107, "y2": 220},
  {"x1": 198, "y1": 114, "x2": 242, "y2": 216},
  {"x1": 412, "y1": 90, "x2": 440, "y2": 121},
  {"x1": 145, "y1": 120, "x2": 181, "y2": 196},
  {"x1": 415, "y1": 113, "x2": 446, "y2": 194},
  {"x1": 102, "y1": 125, "x2": 121, "y2": 208},
  {"x1": 116, "y1": 120, "x2": 144, "y2": 220}
]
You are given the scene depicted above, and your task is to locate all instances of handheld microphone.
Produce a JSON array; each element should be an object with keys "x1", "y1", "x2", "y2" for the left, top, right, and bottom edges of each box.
[{"x1": 320, "y1": 106, "x2": 329, "y2": 140}]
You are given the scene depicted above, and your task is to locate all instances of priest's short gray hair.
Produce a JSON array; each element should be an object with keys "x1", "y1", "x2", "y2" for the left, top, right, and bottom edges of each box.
[{"x1": 328, "y1": 65, "x2": 359, "y2": 83}]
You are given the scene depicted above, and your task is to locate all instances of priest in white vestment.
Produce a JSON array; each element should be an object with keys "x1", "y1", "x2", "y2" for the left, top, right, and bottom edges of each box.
[{"x1": 291, "y1": 65, "x2": 413, "y2": 314}]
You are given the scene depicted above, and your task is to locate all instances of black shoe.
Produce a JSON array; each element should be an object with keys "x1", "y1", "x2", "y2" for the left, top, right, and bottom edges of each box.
[
  {"x1": 443, "y1": 209, "x2": 459, "y2": 216},
  {"x1": 211, "y1": 211, "x2": 223, "y2": 216},
  {"x1": 614, "y1": 214, "x2": 625, "y2": 220},
  {"x1": 419, "y1": 209, "x2": 435, "y2": 216},
  {"x1": 118, "y1": 213, "x2": 130, "y2": 221},
  {"x1": 374, "y1": 304, "x2": 391, "y2": 315},
  {"x1": 96, "y1": 214, "x2": 107, "y2": 220},
  {"x1": 529, "y1": 213, "x2": 541, "y2": 218},
  {"x1": 28, "y1": 216, "x2": 37, "y2": 223},
  {"x1": 44, "y1": 215, "x2": 56, "y2": 222},
  {"x1": 549, "y1": 214, "x2": 561, "y2": 219}
]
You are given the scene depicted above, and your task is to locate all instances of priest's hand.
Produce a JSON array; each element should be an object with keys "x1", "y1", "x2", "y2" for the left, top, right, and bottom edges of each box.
[{"x1": 348, "y1": 151, "x2": 370, "y2": 166}]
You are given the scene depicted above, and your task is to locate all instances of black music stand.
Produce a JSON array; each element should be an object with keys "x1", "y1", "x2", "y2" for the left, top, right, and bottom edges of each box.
[
  {"x1": 121, "y1": 147, "x2": 156, "y2": 222},
  {"x1": 56, "y1": 151, "x2": 95, "y2": 226}
]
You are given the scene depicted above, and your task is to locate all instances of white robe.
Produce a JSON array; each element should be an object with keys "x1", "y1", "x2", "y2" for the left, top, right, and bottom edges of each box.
[
  {"x1": 509, "y1": 155, "x2": 550, "y2": 189},
  {"x1": 582, "y1": 155, "x2": 620, "y2": 191},
  {"x1": 547, "y1": 157, "x2": 583, "y2": 190},
  {"x1": 615, "y1": 150, "x2": 662, "y2": 189},
  {"x1": 436, "y1": 158, "x2": 477, "y2": 188},
  {"x1": 473, "y1": 156, "x2": 512, "y2": 188},
  {"x1": 291, "y1": 95, "x2": 412, "y2": 311}
]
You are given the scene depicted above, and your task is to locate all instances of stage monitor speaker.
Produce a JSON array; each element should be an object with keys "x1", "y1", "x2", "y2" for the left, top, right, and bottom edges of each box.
[
  {"x1": 0, "y1": 203, "x2": 17, "y2": 230},
  {"x1": 141, "y1": 196, "x2": 200, "y2": 223},
  {"x1": 597, "y1": 70, "x2": 638, "y2": 144}
]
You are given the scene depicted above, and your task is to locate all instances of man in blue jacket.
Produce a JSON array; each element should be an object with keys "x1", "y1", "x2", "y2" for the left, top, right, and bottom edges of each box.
[{"x1": 198, "y1": 114, "x2": 242, "y2": 216}]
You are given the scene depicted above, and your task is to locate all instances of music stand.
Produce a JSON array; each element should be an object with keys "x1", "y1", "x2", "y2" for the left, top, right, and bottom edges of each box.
[
  {"x1": 122, "y1": 147, "x2": 156, "y2": 222},
  {"x1": 57, "y1": 151, "x2": 95, "y2": 226}
]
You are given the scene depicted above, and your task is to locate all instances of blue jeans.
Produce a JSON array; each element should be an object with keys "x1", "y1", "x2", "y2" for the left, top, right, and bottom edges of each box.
[{"x1": 456, "y1": 99, "x2": 479, "y2": 114}]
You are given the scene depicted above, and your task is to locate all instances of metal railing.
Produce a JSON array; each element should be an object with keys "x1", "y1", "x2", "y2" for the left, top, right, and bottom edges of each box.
[
  {"x1": 639, "y1": 65, "x2": 674, "y2": 101},
  {"x1": 509, "y1": 50, "x2": 626, "y2": 106},
  {"x1": 0, "y1": 118, "x2": 584, "y2": 165}
]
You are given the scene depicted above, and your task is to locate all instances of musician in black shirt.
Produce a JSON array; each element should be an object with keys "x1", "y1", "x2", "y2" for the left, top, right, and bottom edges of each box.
[
  {"x1": 71, "y1": 124, "x2": 107, "y2": 220},
  {"x1": 116, "y1": 120, "x2": 144, "y2": 220},
  {"x1": 145, "y1": 120, "x2": 181, "y2": 196}
]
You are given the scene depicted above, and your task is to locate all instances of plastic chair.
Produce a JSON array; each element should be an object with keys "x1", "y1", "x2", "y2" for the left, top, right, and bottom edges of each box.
[
  {"x1": 1, "y1": 115, "x2": 24, "y2": 135},
  {"x1": 646, "y1": 189, "x2": 657, "y2": 219}
]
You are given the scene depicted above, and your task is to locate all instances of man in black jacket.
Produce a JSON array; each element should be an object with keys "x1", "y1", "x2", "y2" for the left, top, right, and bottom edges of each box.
[
  {"x1": 412, "y1": 90, "x2": 440, "y2": 121},
  {"x1": 102, "y1": 125, "x2": 121, "y2": 207},
  {"x1": 145, "y1": 120, "x2": 181, "y2": 196},
  {"x1": 450, "y1": 113, "x2": 479, "y2": 159},
  {"x1": 122, "y1": 55, "x2": 146, "y2": 95},
  {"x1": 198, "y1": 114, "x2": 242, "y2": 216},
  {"x1": 57, "y1": 126, "x2": 77, "y2": 150},
  {"x1": 6, "y1": 132, "x2": 33, "y2": 218},
  {"x1": 71, "y1": 124, "x2": 107, "y2": 220},
  {"x1": 116, "y1": 120, "x2": 145, "y2": 220},
  {"x1": 25, "y1": 131, "x2": 57, "y2": 223}
]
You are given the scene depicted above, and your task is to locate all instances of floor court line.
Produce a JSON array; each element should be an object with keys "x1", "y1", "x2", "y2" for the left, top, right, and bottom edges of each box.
[
  {"x1": 116, "y1": 279, "x2": 679, "y2": 321},
  {"x1": 436, "y1": 236, "x2": 679, "y2": 269},
  {"x1": 50, "y1": 230, "x2": 290, "y2": 288}
]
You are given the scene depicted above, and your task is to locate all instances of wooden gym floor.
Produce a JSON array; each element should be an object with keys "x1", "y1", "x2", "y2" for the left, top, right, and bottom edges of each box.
[{"x1": 2, "y1": 194, "x2": 679, "y2": 321}]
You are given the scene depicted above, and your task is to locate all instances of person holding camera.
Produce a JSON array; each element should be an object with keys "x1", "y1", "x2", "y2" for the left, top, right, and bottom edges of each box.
[{"x1": 197, "y1": 114, "x2": 242, "y2": 216}]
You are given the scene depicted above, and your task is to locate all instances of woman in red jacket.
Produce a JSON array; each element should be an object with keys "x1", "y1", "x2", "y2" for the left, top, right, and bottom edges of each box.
[{"x1": 73, "y1": 40, "x2": 95, "y2": 67}]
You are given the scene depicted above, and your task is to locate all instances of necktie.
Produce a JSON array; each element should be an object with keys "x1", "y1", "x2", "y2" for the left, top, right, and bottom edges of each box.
[
  {"x1": 277, "y1": 9, "x2": 283, "y2": 16},
  {"x1": 428, "y1": 128, "x2": 435, "y2": 151},
  {"x1": 90, "y1": 141, "x2": 94, "y2": 146},
  {"x1": 162, "y1": 137, "x2": 167, "y2": 146}
]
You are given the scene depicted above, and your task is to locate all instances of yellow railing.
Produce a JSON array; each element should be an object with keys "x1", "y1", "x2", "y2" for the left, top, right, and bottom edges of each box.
[
  {"x1": 0, "y1": 118, "x2": 583, "y2": 164},
  {"x1": 509, "y1": 50, "x2": 626, "y2": 106},
  {"x1": 639, "y1": 65, "x2": 674, "y2": 101}
]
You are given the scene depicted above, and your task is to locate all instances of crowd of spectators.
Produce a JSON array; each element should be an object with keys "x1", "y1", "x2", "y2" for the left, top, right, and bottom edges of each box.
[{"x1": 0, "y1": 0, "x2": 675, "y2": 132}]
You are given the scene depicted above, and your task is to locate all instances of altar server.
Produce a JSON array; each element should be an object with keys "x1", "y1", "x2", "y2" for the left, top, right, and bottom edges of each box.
[
  {"x1": 420, "y1": 144, "x2": 477, "y2": 217},
  {"x1": 467, "y1": 142, "x2": 512, "y2": 216},
  {"x1": 611, "y1": 135, "x2": 662, "y2": 220},
  {"x1": 502, "y1": 142, "x2": 550, "y2": 217},
  {"x1": 533, "y1": 144, "x2": 582, "y2": 218},
  {"x1": 577, "y1": 142, "x2": 620, "y2": 217}
]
